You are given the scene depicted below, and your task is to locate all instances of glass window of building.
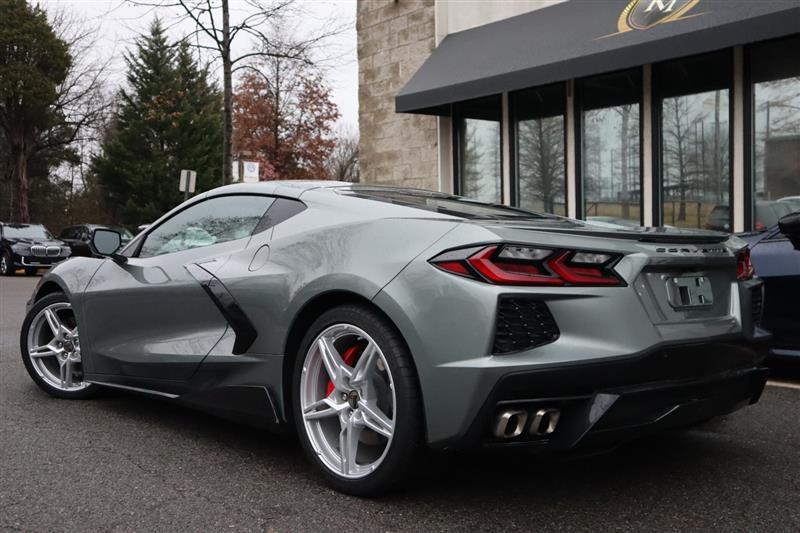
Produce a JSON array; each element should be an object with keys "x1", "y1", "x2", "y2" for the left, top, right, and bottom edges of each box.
[
  {"x1": 512, "y1": 83, "x2": 566, "y2": 216},
  {"x1": 656, "y1": 51, "x2": 732, "y2": 230},
  {"x1": 578, "y1": 69, "x2": 642, "y2": 225},
  {"x1": 749, "y1": 36, "x2": 800, "y2": 230},
  {"x1": 454, "y1": 96, "x2": 502, "y2": 203}
]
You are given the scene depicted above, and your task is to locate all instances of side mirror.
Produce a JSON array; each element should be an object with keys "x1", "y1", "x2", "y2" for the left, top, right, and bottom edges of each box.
[
  {"x1": 778, "y1": 212, "x2": 800, "y2": 251},
  {"x1": 89, "y1": 229, "x2": 127, "y2": 263}
]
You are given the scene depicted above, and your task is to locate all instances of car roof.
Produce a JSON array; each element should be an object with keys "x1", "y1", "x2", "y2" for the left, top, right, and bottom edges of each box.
[
  {"x1": 204, "y1": 181, "x2": 447, "y2": 200},
  {"x1": 206, "y1": 180, "x2": 353, "y2": 199}
]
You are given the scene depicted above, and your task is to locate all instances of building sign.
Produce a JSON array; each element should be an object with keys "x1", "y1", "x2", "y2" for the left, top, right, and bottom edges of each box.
[
  {"x1": 602, "y1": 0, "x2": 704, "y2": 38},
  {"x1": 242, "y1": 161, "x2": 260, "y2": 183}
]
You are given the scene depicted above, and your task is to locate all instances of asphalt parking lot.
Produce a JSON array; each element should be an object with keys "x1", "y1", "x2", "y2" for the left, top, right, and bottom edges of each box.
[{"x1": 2, "y1": 275, "x2": 799, "y2": 532}]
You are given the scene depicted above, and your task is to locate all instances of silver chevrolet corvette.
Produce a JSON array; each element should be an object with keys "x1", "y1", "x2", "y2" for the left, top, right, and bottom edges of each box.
[{"x1": 20, "y1": 181, "x2": 769, "y2": 494}]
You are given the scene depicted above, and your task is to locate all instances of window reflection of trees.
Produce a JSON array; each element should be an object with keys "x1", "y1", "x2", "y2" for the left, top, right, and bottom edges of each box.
[
  {"x1": 460, "y1": 118, "x2": 501, "y2": 203},
  {"x1": 583, "y1": 104, "x2": 640, "y2": 223},
  {"x1": 148, "y1": 215, "x2": 262, "y2": 256},
  {"x1": 661, "y1": 90, "x2": 730, "y2": 228},
  {"x1": 139, "y1": 197, "x2": 273, "y2": 258},
  {"x1": 517, "y1": 115, "x2": 565, "y2": 215}
]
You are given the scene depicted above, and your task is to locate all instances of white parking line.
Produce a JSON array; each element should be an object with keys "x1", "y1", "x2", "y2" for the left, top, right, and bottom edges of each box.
[{"x1": 767, "y1": 380, "x2": 800, "y2": 390}]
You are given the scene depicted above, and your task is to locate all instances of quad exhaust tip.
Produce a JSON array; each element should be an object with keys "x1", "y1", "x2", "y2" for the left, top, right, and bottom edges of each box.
[{"x1": 493, "y1": 407, "x2": 561, "y2": 439}]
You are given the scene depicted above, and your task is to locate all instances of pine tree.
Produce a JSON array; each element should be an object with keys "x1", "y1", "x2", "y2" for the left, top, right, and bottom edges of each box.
[{"x1": 92, "y1": 19, "x2": 223, "y2": 225}]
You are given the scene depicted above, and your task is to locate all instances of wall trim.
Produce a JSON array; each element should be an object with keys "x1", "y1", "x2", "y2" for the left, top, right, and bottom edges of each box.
[
  {"x1": 642, "y1": 64, "x2": 654, "y2": 227},
  {"x1": 733, "y1": 45, "x2": 745, "y2": 233},
  {"x1": 566, "y1": 80, "x2": 577, "y2": 218},
  {"x1": 502, "y1": 92, "x2": 512, "y2": 205}
]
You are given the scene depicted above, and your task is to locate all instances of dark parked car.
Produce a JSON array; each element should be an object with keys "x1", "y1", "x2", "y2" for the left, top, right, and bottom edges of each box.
[
  {"x1": 0, "y1": 222, "x2": 71, "y2": 276},
  {"x1": 59, "y1": 224, "x2": 134, "y2": 257},
  {"x1": 741, "y1": 211, "x2": 800, "y2": 359},
  {"x1": 706, "y1": 201, "x2": 794, "y2": 233}
]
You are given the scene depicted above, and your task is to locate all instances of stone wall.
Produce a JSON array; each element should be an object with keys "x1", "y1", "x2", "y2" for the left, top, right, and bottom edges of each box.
[{"x1": 357, "y1": 0, "x2": 439, "y2": 190}]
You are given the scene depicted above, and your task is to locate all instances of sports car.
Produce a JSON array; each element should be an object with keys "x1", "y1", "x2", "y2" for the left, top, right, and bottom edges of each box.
[{"x1": 20, "y1": 181, "x2": 770, "y2": 495}]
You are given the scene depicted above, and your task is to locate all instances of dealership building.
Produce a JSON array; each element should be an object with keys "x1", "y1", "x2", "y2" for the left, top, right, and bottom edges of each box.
[{"x1": 357, "y1": 0, "x2": 800, "y2": 232}]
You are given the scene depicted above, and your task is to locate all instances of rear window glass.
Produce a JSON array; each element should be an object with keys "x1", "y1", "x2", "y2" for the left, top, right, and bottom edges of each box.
[{"x1": 340, "y1": 188, "x2": 547, "y2": 220}]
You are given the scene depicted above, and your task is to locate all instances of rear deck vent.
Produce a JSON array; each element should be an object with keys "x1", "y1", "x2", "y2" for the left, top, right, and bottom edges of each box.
[{"x1": 493, "y1": 298, "x2": 559, "y2": 354}]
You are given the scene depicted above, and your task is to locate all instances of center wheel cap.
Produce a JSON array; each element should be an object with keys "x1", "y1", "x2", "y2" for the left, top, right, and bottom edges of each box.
[{"x1": 347, "y1": 390, "x2": 360, "y2": 409}]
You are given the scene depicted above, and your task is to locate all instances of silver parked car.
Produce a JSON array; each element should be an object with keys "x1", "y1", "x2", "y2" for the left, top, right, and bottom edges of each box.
[{"x1": 20, "y1": 182, "x2": 769, "y2": 495}]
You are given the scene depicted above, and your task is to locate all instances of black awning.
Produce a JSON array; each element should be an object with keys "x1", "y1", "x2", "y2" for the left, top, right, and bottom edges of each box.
[{"x1": 396, "y1": 0, "x2": 800, "y2": 114}]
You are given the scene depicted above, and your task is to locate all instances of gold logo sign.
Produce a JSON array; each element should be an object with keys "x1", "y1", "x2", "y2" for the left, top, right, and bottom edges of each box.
[{"x1": 601, "y1": 0, "x2": 704, "y2": 38}]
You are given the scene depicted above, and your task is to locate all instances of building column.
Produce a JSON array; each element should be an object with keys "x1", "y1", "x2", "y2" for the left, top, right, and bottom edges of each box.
[
  {"x1": 733, "y1": 45, "x2": 746, "y2": 233},
  {"x1": 437, "y1": 116, "x2": 453, "y2": 194},
  {"x1": 642, "y1": 64, "x2": 654, "y2": 227},
  {"x1": 566, "y1": 80, "x2": 578, "y2": 219},
  {"x1": 502, "y1": 92, "x2": 512, "y2": 205}
]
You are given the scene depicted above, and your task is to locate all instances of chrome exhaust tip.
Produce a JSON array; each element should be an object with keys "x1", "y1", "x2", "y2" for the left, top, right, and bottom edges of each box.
[
  {"x1": 530, "y1": 408, "x2": 560, "y2": 436},
  {"x1": 492, "y1": 409, "x2": 528, "y2": 439}
]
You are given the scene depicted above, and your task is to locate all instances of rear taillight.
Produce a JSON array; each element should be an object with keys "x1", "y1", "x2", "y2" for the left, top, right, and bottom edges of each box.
[
  {"x1": 430, "y1": 244, "x2": 625, "y2": 287},
  {"x1": 737, "y1": 248, "x2": 755, "y2": 281}
]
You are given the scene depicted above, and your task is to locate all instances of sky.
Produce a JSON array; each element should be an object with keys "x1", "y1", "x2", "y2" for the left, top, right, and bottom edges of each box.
[{"x1": 41, "y1": 0, "x2": 359, "y2": 130}]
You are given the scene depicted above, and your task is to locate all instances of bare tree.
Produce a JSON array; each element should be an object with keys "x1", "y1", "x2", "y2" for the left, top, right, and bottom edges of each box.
[
  {"x1": 126, "y1": 0, "x2": 345, "y2": 185},
  {"x1": 0, "y1": 3, "x2": 110, "y2": 222},
  {"x1": 326, "y1": 126, "x2": 359, "y2": 182}
]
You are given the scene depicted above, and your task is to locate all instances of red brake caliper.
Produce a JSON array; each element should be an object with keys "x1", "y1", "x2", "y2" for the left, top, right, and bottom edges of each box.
[{"x1": 326, "y1": 344, "x2": 362, "y2": 396}]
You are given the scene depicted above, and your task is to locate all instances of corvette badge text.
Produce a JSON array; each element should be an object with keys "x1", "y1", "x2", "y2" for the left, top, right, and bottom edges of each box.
[{"x1": 599, "y1": 0, "x2": 705, "y2": 38}]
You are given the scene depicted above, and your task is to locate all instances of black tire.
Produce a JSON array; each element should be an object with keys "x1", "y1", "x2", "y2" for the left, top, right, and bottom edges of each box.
[
  {"x1": 0, "y1": 250, "x2": 13, "y2": 276},
  {"x1": 20, "y1": 292, "x2": 98, "y2": 399},
  {"x1": 24, "y1": 267, "x2": 38, "y2": 276},
  {"x1": 292, "y1": 304, "x2": 423, "y2": 496}
]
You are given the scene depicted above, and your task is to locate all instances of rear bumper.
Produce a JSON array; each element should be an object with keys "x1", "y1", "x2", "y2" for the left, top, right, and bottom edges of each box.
[{"x1": 443, "y1": 339, "x2": 768, "y2": 450}]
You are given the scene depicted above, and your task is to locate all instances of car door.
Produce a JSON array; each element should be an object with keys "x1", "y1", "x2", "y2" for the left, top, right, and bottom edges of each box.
[
  {"x1": 80, "y1": 194, "x2": 276, "y2": 383},
  {"x1": 751, "y1": 230, "x2": 800, "y2": 351}
]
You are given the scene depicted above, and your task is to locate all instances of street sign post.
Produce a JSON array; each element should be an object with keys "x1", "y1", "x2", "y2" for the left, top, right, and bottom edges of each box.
[{"x1": 179, "y1": 169, "x2": 197, "y2": 201}]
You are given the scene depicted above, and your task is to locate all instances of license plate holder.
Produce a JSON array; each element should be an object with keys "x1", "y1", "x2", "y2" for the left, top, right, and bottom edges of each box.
[{"x1": 665, "y1": 276, "x2": 714, "y2": 309}]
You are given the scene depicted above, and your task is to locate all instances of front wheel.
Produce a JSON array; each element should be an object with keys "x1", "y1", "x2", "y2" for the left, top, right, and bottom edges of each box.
[
  {"x1": 0, "y1": 251, "x2": 13, "y2": 276},
  {"x1": 293, "y1": 305, "x2": 423, "y2": 495},
  {"x1": 20, "y1": 292, "x2": 98, "y2": 399}
]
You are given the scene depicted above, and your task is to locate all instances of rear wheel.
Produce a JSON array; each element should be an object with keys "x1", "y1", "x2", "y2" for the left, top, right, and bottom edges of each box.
[
  {"x1": 293, "y1": 305, "x2": 422, "y2": 495},
  {"x1": 20, "y1": 292, "x2": 97, "y2": 399}
]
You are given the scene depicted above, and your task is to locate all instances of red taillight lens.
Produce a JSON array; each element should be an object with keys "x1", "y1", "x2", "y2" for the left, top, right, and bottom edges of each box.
[
  {"x1": 737, "y1": 248, "x2": 755, "y2": 281},
  {"x1": 430, "y1": 245, "x2": 625, "y2": 287}
]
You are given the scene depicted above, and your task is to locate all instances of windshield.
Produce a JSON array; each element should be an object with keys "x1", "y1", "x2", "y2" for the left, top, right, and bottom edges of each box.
[
  {"x1": 342, "y1": 188, "x2": 547, "y2": 220},
  {"x1": 3, "y1": 224, "x2": 53, "y2": 240}
]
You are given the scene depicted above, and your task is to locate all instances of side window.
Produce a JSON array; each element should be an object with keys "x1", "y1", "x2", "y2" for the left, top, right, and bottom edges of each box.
[
  {"x1": 252, "y1": 197, "x2": 307, "y2": 234},
  {"x1": 138, "y1": 195, "x2": 275, "y2": 258}
]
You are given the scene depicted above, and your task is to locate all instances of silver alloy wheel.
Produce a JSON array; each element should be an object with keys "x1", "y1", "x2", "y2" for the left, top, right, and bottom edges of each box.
[
  {"x1": 0, "y1": 254, "x2": 8, "y2": 274},
  {"x1": 26, "y1": 302, "x2": 89, "y2": 391},
  {"x1": 300, "y1": 324, "x2": 396, "y2": 479}
]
